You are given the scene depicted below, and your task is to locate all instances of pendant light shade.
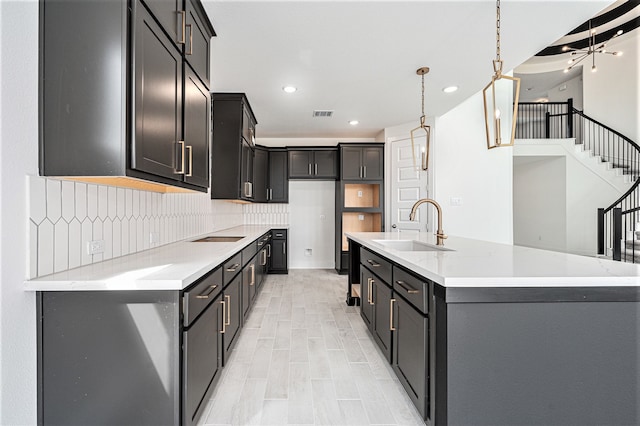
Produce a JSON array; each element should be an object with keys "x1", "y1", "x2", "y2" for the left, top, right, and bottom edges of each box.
[
  {"x1": 483, "y1": 0, "x2": 520, "y2": 149},
  {"x1": 411, "y1": 67, "x2": 431, "y2": 170}
]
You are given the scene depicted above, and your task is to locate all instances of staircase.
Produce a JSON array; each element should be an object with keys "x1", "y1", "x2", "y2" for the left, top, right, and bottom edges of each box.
[{"x1": 516, "y1": 100, "x2": 640, "y2": 262}]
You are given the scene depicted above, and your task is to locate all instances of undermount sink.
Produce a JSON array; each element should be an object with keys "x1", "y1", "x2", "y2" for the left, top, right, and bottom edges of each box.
[
  {"x1": 372, "y1": 239, "x2": 453, "y2": 252},
  {"x1": 192, "y1": 236, "x2": 245, "y2": 243}
]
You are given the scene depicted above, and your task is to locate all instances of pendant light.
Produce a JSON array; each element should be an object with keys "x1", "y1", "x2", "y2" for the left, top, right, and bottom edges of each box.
[
  {"x1": 482, "y1": 0, "x2": 520, "y2": 149},
  {"x1": 411, "y1": 67, "x2": 430, "y2": 170}
]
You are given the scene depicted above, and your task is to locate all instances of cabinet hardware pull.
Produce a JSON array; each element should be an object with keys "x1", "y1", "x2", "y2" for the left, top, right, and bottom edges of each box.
[
  {"x1": 267, "y1": 244, "x2": 271, "y2": 257},
  {"x1": 315, "y1": 163, "x2": 318, "y2": 175},
  {"x1": 395, "y1": 280, "x2": 419, "y2": 294},
  {"x1": 226, "y1": 263, "x2": 239, "y2": 272},
  {"x1": 363, "y1": 166, "x2": 367, "y2": 178},
  {"x1": 283, "y1": 243, "x2": 286, "y2": 255},
  {"x1": 178, "y1": 10, "x2": 186, "y2": 44},
  {"x1": 369, "y1": 278, "x2": 375, "y2": 305},
  {"x1": 366, "y1": 278, "x2": 372, "y2": 304},
  {"x1": 185, "y1": 24, "x2": 193, "y2": 55},
  {"x1": 225, "y1": 295, "x2": 231, "y2": 326},
  {"x1": 196, "y1": 284, "x2": 218, "y2": 299},
  {"x1": 220, "y1": 300, "x2": 226, "y2": 334},
  {"x1": 176, "y1": 141, "x2": 186, "y2": 174},
  {"x1": 250, "y1": 264, "x2": 255, "y2": 285},
  {"x1": 366, "y1": 259, "x2": 380, "y2": 267},
  {"x1": 185, "y1": 145, "x2": 193, "y2": 177},
  {"x1": 308, "y1": 163, "x2": 312, "y2": 175},
  {"x1": 390, "y1": 298, "x2": 396, "y2": 331}
]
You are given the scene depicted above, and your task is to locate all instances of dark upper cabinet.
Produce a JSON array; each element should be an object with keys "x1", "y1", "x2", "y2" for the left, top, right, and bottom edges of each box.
[
  {"x1": 140, "y1": 0, "x2": 182, "y2": 47},
  {"x1": 268, "y1": 150, "x2": 289, "y2": 203},
  {"x1": 253, "y1": 147, "x2": 269, "y2": 203},
  {"x1": 288, "y1": 149, "x2": 338, "y2": 179},
  {"x1": 211, "y1": 93, "x2": 257, "y2": 201},
  {"x1": 182, "y1": 62, "x2": 210, "y2": 188},
  {"x1": 39, "y1": 0, "x2": 214, "y2": 192},
  {"x1": 340, "y1": 144, "x2": 384, "y2": 180},
  {"x1": 184, "y1": 0, "x2": 213, "y2": 88}
]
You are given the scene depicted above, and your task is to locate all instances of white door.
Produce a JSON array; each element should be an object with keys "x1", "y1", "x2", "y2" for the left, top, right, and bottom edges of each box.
[{"x1": 390, "y1": 136, "x2": 429, "y2": 232}]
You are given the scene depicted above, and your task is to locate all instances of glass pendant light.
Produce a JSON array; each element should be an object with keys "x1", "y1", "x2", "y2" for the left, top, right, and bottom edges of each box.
[{"x1": 411, "y1": 67, "x2": 430, "y2": 170}]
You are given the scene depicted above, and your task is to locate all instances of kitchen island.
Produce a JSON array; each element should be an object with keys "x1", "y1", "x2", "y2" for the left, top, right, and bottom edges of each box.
[{"x1": 347, "y1": 231, "x2": 640, "y2": 426}]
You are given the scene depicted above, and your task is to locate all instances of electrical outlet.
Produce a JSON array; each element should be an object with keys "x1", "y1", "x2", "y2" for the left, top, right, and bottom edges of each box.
[
  {"x1": 305, "y1": 249, "x2": 312, "y2": 257},
  {"x1": 149, "y1": 232, "x2": 159, "y2": 244},
  {"x1": 87, "y1": 240, "x2": 104, "y2": 255},
  {"x1": 358, "y1": 214, "x2": 365, "y2": 221},
  {"x1": 320, "y1": 214, "x2": 326, "y2": 220},
  {"x1": 357, "y1": 190, "x2": 363, "y2": 197},
  {"x1": 450, "y1": 197, "x2": 463, "y2": 206}
]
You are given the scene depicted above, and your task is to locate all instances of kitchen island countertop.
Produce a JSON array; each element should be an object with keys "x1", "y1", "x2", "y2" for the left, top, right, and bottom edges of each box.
[
  {"x1": 25, "y1": 225, "x2": 287, "y2": 291},
  {"x1": 347, "y1": 231, "x2": 640, "y2": 287}
]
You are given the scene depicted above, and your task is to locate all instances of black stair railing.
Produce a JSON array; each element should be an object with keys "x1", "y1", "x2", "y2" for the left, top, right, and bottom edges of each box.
[{"x1": 515, "y1": 99, "x2": 640, "y2": 262}]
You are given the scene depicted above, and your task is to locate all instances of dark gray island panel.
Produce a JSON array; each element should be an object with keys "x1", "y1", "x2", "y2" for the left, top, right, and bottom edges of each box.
[{"x1": 38, "y1": 291, "x2": 181, "y2": 426}]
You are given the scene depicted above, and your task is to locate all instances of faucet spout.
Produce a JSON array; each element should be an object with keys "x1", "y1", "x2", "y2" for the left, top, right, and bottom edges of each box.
[{"x1": 409, "y1": 198, "x2": 448, "y2": 246}]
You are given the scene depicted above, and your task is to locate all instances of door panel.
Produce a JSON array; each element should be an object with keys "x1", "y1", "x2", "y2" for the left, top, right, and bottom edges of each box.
[
  {"x1": 183, "y1": 65, "x2": 209, "y2": 188},
  {"x1": 314, "y1": 150, "x2": 338, "y2": 178},
  {"x1": 341, "y1": 147, "x2": 362, "y2": 180},
  {"x1": 363, "y1": 147, "x2": 383, "y2": 180},
  {"x1": 222, "y1": 274, "x2": 242, "y2": 365},
  {"x1": 390, "y1": 137, "x2": 428, "y2": 232},
  {"x1": 360, "y1": 266, "x2": 373, "y2": 330},
  {"x1": 372, "y1": 280, "x2": 393, "y2": 362}
]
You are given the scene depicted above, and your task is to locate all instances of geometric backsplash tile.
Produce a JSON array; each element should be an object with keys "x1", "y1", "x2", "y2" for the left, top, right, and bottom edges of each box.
[
  {"x1": 28, "y1": 175, "x2": 244, "y2": 279},
  {"x1": 243, "y1": 202, "x2": 290, "y2": 226}
]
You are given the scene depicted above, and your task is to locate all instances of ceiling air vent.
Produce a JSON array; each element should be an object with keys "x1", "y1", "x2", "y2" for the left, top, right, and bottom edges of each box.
[{"x1": 312, "y1": 110, "x2": 334, "y2": 118}]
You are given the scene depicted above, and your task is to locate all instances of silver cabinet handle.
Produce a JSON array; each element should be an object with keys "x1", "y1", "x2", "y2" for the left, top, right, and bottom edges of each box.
[
  {"x1": 185, "y1": 145, "x2": 193, "y2": 177},
  {"x1": 178, "y1": 10, "x2": 186, "y2": 44},
  {"x1": 267, "y1": 244, "x2": 271, "y2": 257},
  {"x1": 225, "y1": 295, "x2": 231, "y2": 326},
  {"x1": 366, "y1": 259, "x2": 380, "y2": 267},
  {"x1": 315, "y1": 163, "x2": 318, "y2": 175},
  {"x1": 395, "y1": 280, "x2": 420, "y2": 294},
  {"x1": 226, "y1": 263, "x2": 240, "y2": 272},
  {"x1": 308, "y1": 163, "x2": 312, "y2": 175},
  {"x1": 363, "y1": 165, "x2": 367, "y2": 178},
  {"x1": 250, "y1": 264, "x2": 255, "y2": 285},
  {"x1": 390, "y1": 299, "x2": 396, "y2": 331},
  {"x1": 196, "y1": 284, "x2": 218, "y2": 299},
  {"x1": 185, "y1": 24, "x2": 193, "y2": 55},
  {"x1": 220, "y1": 299, "x2": 226, "y2": 334},
  {"x1": 283, "y1": 244, "x2": 286, "y2": 255}
]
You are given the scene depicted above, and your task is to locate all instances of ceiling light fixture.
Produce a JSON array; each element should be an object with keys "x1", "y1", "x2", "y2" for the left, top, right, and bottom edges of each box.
[
  {"x1": 348, "y1": 120, "x2": 359, "y2": 126},
  {"x1": 563, "y1": 20, "x2": 623, "y2": 73},
  {"x1": 282, "y1": 86, "x2": 297, "y2": 93},
  {"x1": 410, "y1": 67, "x2": 431, "y2": 171},
  {"x1": 443, "y1": 86, "x2": 459, "y2": 93},
  {"x1": 482, "y1": 0, "x2": 520, "y2": 149}
]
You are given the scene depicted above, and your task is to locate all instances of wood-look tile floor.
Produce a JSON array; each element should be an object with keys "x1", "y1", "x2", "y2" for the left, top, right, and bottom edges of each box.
[{"x1": 199, "y1": 269, "x2": 425, "y2": 426}]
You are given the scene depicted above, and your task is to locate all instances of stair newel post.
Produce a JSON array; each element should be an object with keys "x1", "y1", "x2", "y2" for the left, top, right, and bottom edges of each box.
[
  {"x1": 545, "y1": 112, "x2": 551, "y2": 139},
  {"x1": 613, "y1": 207, "x2": 622, "y2": 261},
  {"x1": 597, "y1": 208, "x2": 605, "y2": 255},
  {"x1": 567, "y1": 98, "x2": 574, "y2": 139}
]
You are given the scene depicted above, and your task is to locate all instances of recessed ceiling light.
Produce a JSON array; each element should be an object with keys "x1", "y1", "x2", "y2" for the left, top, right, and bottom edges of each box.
[
  {"x1": 442, "y1": 86, "x2": 458, "y2": 93},
  {"x1": 348, "y1": 120, "x2": 359, "y2": 126},
  {"x1": 282, "y1": 86, "x2": 297, "y2": 93}
]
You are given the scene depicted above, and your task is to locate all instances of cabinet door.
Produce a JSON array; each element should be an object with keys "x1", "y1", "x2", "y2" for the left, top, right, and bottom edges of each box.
[
  {"x1": 372, "y1": 280, "x2": 393, "y2": 362},
  {"x1": 314, "y1": 150, "x2": 338, "y2": 179},
  {"x1": 240, "y1": 140, "x2": 254, "y2": 199},
  {"x1": 340, "y1": 147, "x2": 363, "y2": 180},
  {"x1": 183, "y1": 295, "x2": 222, "y2": 426},
  {"x1": 133, "y1": 5, "x2": 183, "y2": 181},
  {"x1": 242, "y1": 259, "x2": 256, "y2": 321},
  {"x1": 270, "y1": 238, "x2": 287, "y2": 272},
  {"x1": 268, "y1": 151, "x2": 289, "y2": 202},
  {"x1": 184, "y1": 0, "x2": 211, "y2": 87},
  {"x1": 140, "y1": 0, "x2": 182, "y2": 47},
  {"x1": 183, "y1": 65, "x2": 209, "y2": 188},
  {"x1": 392, "y1": 295, "x2": 428, "y2": 419},
  {"x1": 222, "y1": 273, "x2": 242, "y2": 365},
  {"x1": 288, "y1": 150, "x2": 313, "y2": 178},
  {"x1": 362, "y1": 147, "x2": 383, "y2": 180},
  {"x1": 253, "y1": 148, "x2": 269, "y2": 203},
  {"x1": 360, "y1": 266, "x2": 374, "y2": 330}
]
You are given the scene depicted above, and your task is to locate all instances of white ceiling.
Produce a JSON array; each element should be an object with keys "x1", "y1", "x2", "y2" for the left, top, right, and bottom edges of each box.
[{"x1": 202, "y1": 0, "x2": 612, "y2": 140}]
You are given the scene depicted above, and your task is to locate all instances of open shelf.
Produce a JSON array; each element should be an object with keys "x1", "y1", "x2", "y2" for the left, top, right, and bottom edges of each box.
[
  {"x1": 344, "y1": 183, "x2": 381, "y2": 208},
  {"x1": 341, "y1": 212, "x2": 382, "y2": 251}
]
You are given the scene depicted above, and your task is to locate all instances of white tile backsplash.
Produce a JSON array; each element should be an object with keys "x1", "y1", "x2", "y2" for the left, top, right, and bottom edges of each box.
[
  {"x1": 28, "y1": 175, "x2": 244, "y2": 279},
  {"x1": 243, "y1": 203, "x2": 290, "y2": 226}
]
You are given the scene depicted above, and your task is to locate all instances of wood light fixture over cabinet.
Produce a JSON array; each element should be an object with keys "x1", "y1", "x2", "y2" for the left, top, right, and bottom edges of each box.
[{"x1": 483, "y1": 0, "x2": 520, "y2": 149}]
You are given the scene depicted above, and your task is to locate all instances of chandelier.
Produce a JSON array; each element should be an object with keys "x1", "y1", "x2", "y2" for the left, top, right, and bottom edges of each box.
[{"x1": 563, "y1": 20, "x2": 623, "y2": 73}]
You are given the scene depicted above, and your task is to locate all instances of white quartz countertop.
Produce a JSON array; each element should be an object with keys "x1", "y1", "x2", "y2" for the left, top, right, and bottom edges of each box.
[
  {"x1": 347, "y1": 232, "x2": 640, "y2": 287},
  {"x1": 25, "y1": 225, "x2": 287, "y2": 291}
]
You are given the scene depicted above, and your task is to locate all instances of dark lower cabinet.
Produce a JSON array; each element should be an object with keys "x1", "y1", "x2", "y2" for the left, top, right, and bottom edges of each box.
[
  {"x1": 372, "y1": 279, "x2": 393, "y2": 362},
  {"x1": 360, "y1": 265, "x2": 374, "y2": 329},
  {"x1": 242, "y1": 256, "x2": 257, "y2": 321},
  {"x1": 392, "y1": 295, "x2": 428, "y2": 420},
  {"x1": 269, "y1": 230, "x2": 288, "y2": 273},
  {"x1": 182, "y1": 293, "x2": 223, "y2": 426},
  {"x1": 222, "y1": 272, "x2": 242, "y2": 365}
]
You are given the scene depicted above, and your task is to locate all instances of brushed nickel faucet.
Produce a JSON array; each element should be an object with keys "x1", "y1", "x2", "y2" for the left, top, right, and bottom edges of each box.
[{"x1": 409, "y1": 198, "x2": 447, "y2": 246}]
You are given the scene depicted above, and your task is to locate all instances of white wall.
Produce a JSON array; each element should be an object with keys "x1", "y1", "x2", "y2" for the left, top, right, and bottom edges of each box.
[
  {"x1": 288, "y1": 181, "x2": 335, "y2": 268},
  {"x1": 547, "y1": 74, "x2": 583, "y2": 109},
  {"x1": 513, "y1": 157, "x2": 567, "y2": 251},
  {"x1": 257, "y1": 137, "x2": 375, "y2": 147},
  {"x1": 0, "y1": 1, "x2": 38, "y2": 423},
  {"x1": 433, "y1": 92, "x2": 514, "y2": 244},
  {"x1": 583, "y1": 33, "x2": 639, "y2": 143}
]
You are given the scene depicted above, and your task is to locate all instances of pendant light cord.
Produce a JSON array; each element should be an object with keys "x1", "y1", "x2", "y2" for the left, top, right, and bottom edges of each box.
[
  {"x1": 496, "y1": 0, "x2": 501, "y2": 62},
  {"x1": 420, "y1": 73, "x2": 426, "y2": 126}
]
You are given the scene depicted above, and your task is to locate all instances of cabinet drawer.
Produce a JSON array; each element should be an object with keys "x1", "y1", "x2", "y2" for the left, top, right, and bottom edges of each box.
[
  {"x1": 242, "y1": 241, "x2": 258, "y2": 265},
  {"x1": 393, "y1": 266, "x2": 429, "y2": 314},
  {"x1": 360, "y1": 247, "x2": 391, "y2": 284},
  {"x1": 223, "y1": 252, "x2": 242, "y2": 286},
  {"x1": 272, "y1": 229, "x2": 287, "y2": 239},
  {"x1": 183, "y1": 266, "x2": 223, "y2": 326}
]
